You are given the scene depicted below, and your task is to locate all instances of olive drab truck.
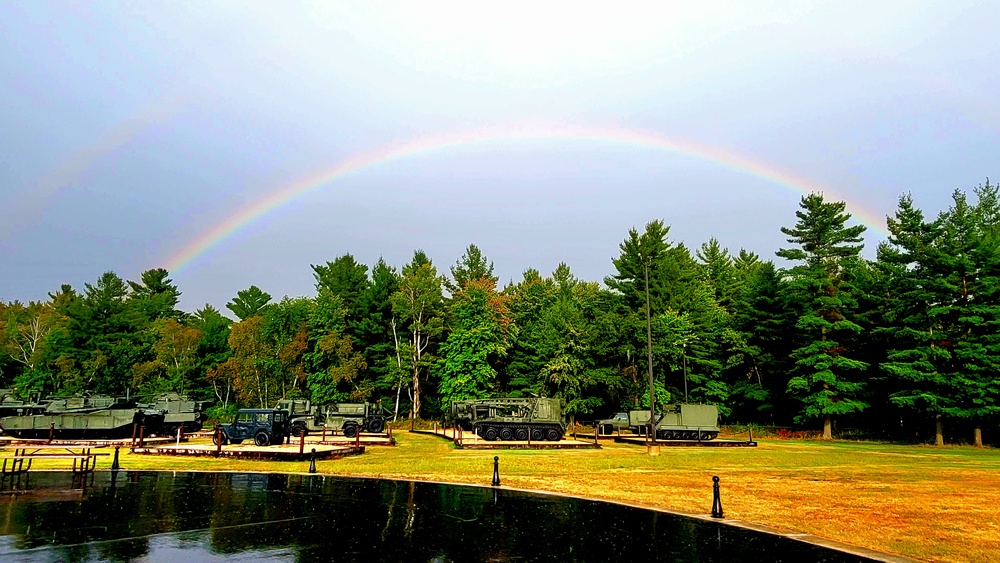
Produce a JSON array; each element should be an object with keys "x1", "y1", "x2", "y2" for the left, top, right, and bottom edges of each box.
[
  {"x1": 275, "y1": 399, "x2": 387, "y2": 438},
  {"x1": 627, "y1": 403, "x2": 720, "y2": 440},
  {"x1": 447, "y1": 397, "x2": 567, "y2": 441}
]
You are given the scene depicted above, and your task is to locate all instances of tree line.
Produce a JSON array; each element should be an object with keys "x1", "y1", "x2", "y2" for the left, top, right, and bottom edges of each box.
[{"x1": 2, "y1": 182, "x2": 998, "y2": 445}]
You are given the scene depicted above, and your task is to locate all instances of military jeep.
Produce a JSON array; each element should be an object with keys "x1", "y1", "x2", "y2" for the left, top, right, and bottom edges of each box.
[{"x1": 213, "y1": 408, "x2": 290, "y2": 447}]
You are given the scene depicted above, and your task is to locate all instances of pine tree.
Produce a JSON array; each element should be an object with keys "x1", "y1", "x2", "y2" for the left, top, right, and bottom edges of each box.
[{"x1": 777, "y1": 193, "x2": 869, "y2": 438}]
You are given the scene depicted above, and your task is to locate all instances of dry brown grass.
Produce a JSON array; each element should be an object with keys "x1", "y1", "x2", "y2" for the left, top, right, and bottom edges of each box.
[{"x1": 13, "y1": 433, "x2": 1000, "y2": 562}]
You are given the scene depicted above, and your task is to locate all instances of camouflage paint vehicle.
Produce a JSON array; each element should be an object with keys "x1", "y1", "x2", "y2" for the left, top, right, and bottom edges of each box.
[
  {"x1": 275, "y1": 399, "x2": 387, "y2": 438},
  {"x1": 627, "y1": 403, "x2": 720, "y2": 440},
  {"x1": 0, "y1": 394, "x2": 163, "y2": 440},
  {"x1": 447, "y1": 397, "x2": 567, "y2": 442},
  {"x1": 213, "y1": 408, "x2": 290, "y2": 447}
]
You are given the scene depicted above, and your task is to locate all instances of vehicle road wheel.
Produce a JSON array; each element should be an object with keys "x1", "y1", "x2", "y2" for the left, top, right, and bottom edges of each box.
[
  {"x1": 707, "y1": 432, "x2": 718, "y2": 440},
  {"x1": 514, "y1": 428, "x2": 528, "y2": 441},
  {"x1": 499, "y1": 427, "x2": 513, "y2": 441},
  {"x1": 344, "y1": 424, "x2": 358, "y2": 438},
  {"x1": 254, "y1": 432, "x2": 270, "y2": 447},
  {"x1": 483, "y1": 427, "x2": 499, "y2": 441},
  {"x1": 367, "y1": 417, "x2": 385, "y2": 433},
  {"x1": 546, "y1": 428, "x2": 561, "y2": 441},
  {"x1": 291, "y1": 423, "x2": 307, "y2": 438},
  {"x1": 212, "y1": 430, "x2": 228, "y2": 446},
  {"x1": 530, "y1": 428, "x2": 544, "y2": 441}
]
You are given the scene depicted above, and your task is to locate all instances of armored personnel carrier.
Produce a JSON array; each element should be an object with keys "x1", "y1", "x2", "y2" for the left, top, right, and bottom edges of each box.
[
  {"x1": 0, "y1": 394, "x2": 164, "y2": 439},
  {"x1": 275, "y1": 399, "x2": 387, "y2": 438},
  {"x1": 145, "y1": 393, "x2": 208, "y2": 436},
  {"x1": 447, "y1": 397, "x2": 567, "y2": 441},
  {"x1": 627, "y1": 403, "x2": 720, "y2": 440}
]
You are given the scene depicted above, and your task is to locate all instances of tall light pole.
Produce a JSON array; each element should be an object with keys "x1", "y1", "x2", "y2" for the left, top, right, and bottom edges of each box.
[
  {"x1": 682, "y1": 341, "x2": 688, "y2": 403},
  {"x1": 644, "y1": 257, "x2": 656, "y2": 443}
]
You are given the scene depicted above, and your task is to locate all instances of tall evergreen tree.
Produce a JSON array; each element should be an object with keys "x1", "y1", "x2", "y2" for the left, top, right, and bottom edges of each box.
[
  {"x1": 446, "y1": 243, "x2": 497, "y2": 295},
  {"x1": 777, "y1": 193, "x2": 869, "y2": 439},
  {"x1": 226, "y1": 286, "x2": 272, "y2": 321}
]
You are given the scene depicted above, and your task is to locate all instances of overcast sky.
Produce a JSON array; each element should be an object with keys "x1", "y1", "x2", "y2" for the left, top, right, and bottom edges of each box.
[{"x1": 2, "y1": 1, "x2": 997, "y2": 311}]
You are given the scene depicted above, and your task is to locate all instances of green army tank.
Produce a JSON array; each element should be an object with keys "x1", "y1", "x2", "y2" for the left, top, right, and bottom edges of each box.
[
  {"x1": 0, "y1": 389, "x2": 49, "y2": 419},
  {"x1": 0, "y1": 394, "x2": 163, "y2": 439},
  {"x1": 447, "y1": 397, "x2": 567, "y2": 441},
  {"x1": 144, "y1": 393, "x2": 208, "y2": 436}
]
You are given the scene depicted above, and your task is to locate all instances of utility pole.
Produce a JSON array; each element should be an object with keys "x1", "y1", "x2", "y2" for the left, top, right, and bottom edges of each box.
[
  {"x1": 644, "y1": 257, "x2": 656, "y2": 444},
  {"x1": 682, "y1": 341, "x2": 688, "y2": 403}
]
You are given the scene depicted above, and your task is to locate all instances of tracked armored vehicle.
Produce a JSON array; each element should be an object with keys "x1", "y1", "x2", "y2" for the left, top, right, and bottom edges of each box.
[
  {"x1": 628, "y1": 403, "x2": 720, "y2": 440},
  {"x1": 448, "y1": 397, "x2": 567, "y2": 441},
  {"x1": 145, "y1": 393, "x2": 207, "y2": 436},
  {"x1": 0, "y1": 394, "x2": 164, "y2": 439},
  {"x1": 275, "y1": 399, "x2": 387, "y2": 438},
  {"x1": 0, "y1": 389, "x2": 49, "y2": 419}
]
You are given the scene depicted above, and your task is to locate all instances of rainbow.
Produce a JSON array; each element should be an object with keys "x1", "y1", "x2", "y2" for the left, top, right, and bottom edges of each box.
[{"x1": 162, "y1": 124, "x2": 888, "y2": 274}]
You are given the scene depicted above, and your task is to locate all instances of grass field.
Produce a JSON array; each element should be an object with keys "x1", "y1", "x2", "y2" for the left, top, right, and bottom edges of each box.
[{"x1": 13, "y1": 431, "x2": 1000, "y2": 562}]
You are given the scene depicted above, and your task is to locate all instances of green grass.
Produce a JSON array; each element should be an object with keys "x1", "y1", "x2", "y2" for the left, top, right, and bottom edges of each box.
[{"x1": 12, "y1": 433, "x2": 1000, "y2": 562}]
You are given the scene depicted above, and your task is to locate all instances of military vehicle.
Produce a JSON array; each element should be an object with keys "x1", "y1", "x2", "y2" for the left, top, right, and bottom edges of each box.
[
  {"x1": 275, "y1": 399, "x2": 387, "y2": 438},
  {"x1": 0, "y1": 389, "x2": 49, "y2": 419},
  {"x1": 144, "y1": 393, "x2": 208, "y2": 436},
  {"x1": 0, "y1": 394, "x2": 164, "y2": 439},
  {"x1": 213, "y1": 408, "x2": 290, "y2": 446},
  {"x1": 447, "y1": 397, "x2": 567, "y2": 441},
  {"x1": 596, "y1": 412, "x2": 631, "y2": 435},
  {"x1": 627, "y1": 403, "x2": 720, "y2": 440}
]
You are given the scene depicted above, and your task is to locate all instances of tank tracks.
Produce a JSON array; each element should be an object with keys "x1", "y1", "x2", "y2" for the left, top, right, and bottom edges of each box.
[{"x1": 473, "y1": 423, "x2": 564, "y2": 442}]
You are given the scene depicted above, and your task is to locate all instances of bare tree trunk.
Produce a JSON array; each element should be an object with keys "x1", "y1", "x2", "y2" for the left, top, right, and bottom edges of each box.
[
  {"x1": 823, "y1": 415, "x2": 832, "y2": 440},
  {"x1": 935, "y1": 414, "x2": 944, "y2": 446}
]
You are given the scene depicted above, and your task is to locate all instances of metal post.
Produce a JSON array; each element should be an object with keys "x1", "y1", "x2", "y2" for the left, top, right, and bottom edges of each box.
[
  {"x1": 112, "y1": 446, "x2": 120, "y2": 471},
  {"x1": 215, "y1": 428, "x2": 222, "y2": 457},
  {"x1": 48, "y1": 423, "x2": 54, "y2": 444},
  {"x1": 309, "y1": 448, "x2": 317, "y2": 473},
  {"x1": 299, "y1": 431, "x2": 305, "y2": 455},
  {"x1": 321, "y1": 424, "x2": 327, "y2": 442},
  {"x1": 355, "y1": 428, "x2": 360, "y2": 449},
  {"x1": 492, "y1": 456, "x2": 500, "y2": 487},
  {"x1": 176, "y1": 426, "x2": 182, "y2": 447},
  {"x1": 594, "y1": 426, "x2": 599, "y2": 444},
  {"x1": 131, "y1": 424, "x2": 137, "y2": 448},
  {"x1": 712, "y1": 476, "x2": 724, "y2": 518},
  {"x1": 434, "y1": 421, "x2": 437, "y2": 434},
  {"x1": 138, "y1": 426, "x2": 145, "y2": 448}
]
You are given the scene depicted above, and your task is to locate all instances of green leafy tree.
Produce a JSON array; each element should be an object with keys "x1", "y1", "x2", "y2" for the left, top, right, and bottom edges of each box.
[
  {"x1": 777, "y1": 193, "x2": 869, "y2": 439},
  {"x1": 390, "y1": 250, "x2": 445, "y2": 419},
  {"x1": 437, "y1": 278, "x2": 512, "y2": 409},
  {"x1": 191, "y1": 305, "x2": 232, "y2": 405}
]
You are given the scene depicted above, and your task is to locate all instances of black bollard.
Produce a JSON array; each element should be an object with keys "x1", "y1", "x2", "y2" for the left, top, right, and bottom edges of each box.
[
  {"x1": 492, "y1": 456, "x2": 500, "y2": 486},
  {"x1": 309, "y1": 448, "x2": 317, "y2": 474},
  {"x1": 111, "y1": 446, "x2": 120, "y2": 471},
  {"x1": 712, "y1": 476, "x2": 724, "y2": 518}
]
